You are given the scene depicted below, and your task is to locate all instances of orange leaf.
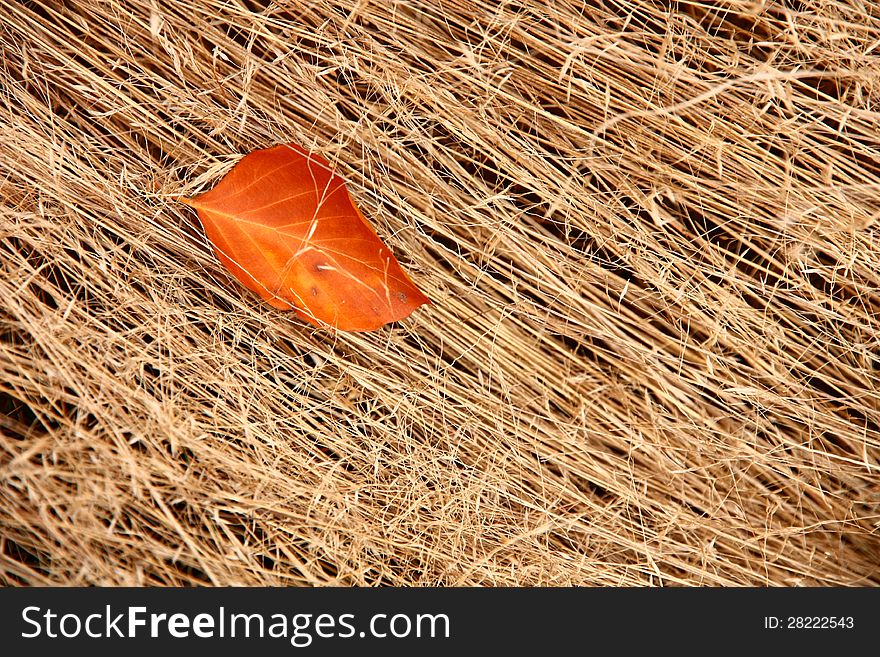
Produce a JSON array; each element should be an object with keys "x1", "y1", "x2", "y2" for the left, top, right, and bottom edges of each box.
[{"x1": 180, "y1": 143, "x2": 430, "y2": 332}]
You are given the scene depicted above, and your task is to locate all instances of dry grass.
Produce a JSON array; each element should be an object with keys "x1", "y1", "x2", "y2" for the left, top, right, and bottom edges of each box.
[{"x1": 1, "y1": 0, "x2": 879, "y2": 586}]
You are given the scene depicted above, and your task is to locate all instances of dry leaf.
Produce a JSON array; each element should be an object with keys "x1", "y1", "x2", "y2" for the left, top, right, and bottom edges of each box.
[{"x1": 181, "y1": 143, "x2": 430, "y2": 331}]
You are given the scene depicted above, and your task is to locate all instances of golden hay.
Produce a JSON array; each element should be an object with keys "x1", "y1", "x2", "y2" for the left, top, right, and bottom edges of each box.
[{"x1": 1, "y1": 0, "x2": 879, "y2": 586}]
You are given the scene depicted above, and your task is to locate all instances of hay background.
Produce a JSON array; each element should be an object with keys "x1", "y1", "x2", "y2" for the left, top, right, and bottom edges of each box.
[{"x1": 2, "y1": 0, "x2": 879, "y2": 586}]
